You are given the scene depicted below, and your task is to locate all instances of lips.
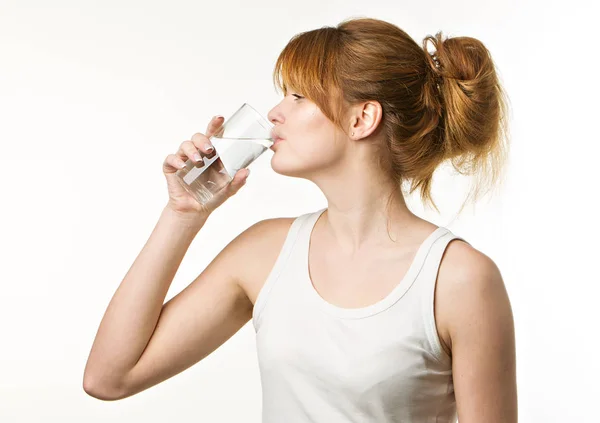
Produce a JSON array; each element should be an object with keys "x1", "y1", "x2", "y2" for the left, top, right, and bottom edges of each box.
[
  {"x1": 271, "y1": 130, "x2": 283, "y2": 141},
  {"x1": 269, "y1": 138, "x2": 283, "y2": 150},
  {"x1": 270, "y1": 132, "x2": 285, "y2": 150}
]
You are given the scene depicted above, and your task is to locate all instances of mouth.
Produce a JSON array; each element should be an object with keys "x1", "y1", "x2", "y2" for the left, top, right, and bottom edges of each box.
[{"x1": 270, "y1": 136, "x2": 285, "y2": 150}]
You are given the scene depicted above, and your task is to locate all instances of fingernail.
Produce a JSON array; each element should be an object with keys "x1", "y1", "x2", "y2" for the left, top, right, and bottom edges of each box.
[
  {"x1": 193, "y1": 153, "x2": 202, "y2": 162},
  {"x1": 215, "y1": 115, "x2": 224, "y2": 120},
  {"x1": 180, "y1": 162, "x2": 187, "y2": 169},
  {"x1": 204, "y1": 143, "x2": 214, "y2": 152}
]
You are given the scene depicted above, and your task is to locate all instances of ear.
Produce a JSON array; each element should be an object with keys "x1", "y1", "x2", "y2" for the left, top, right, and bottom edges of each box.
[{"x1": 349, "y1": 101, "x2": 383, "y2": 140}]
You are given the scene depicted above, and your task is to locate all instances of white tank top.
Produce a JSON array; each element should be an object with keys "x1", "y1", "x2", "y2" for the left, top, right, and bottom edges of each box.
[{"x1": 252, "y1": 209, "x2": 469, "y2": 423}]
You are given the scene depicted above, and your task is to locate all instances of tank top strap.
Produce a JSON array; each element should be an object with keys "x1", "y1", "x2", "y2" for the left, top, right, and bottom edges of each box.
[
  {"x1": 252, "y1": 209, "x2": 325, "y2": 331},
  {"x1": 415, "y1": 229, "x2": 471, "y2": 361}
]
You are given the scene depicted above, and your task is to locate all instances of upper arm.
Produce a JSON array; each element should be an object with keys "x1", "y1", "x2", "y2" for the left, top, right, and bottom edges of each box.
[
  {"x1": 437, "y1": 242, "x2": 518, "y2": 422},
  {"x1": 116, "y1": 218, "x2": 291, "y2": 400}
]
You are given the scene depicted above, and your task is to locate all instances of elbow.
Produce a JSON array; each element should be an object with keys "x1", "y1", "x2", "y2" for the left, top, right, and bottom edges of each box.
[{"x1": 82, "y1": 373, "x2": 128, "y2": 401}]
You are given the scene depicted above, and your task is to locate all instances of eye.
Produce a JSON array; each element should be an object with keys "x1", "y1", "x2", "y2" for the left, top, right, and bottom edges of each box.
[{"x1": 292, "y1": 94, "x2": 304, "y2": 101}]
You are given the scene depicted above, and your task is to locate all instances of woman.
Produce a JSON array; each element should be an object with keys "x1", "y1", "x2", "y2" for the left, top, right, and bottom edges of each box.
[{"x1": 84, "y1": 17, "x2": 517, "y2": 423}]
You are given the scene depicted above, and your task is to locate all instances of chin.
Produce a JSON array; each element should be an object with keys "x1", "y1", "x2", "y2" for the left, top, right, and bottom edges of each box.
[
  {"x1": 270, "y1": 152, "x2": 317, "y2": 178},
  {"x1": 271, "y1": 154, "x2": 302, "y2": 177},
  {"x1": 270, "y1": 144, "x2": 341, "y2": 179}
]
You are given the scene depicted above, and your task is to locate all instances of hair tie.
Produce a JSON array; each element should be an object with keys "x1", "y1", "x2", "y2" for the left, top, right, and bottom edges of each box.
[{"x1": 423, "y1": 36, "x2": 444, "y2": 94}]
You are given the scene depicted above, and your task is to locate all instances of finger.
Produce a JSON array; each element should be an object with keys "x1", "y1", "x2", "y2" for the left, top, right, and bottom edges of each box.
[
  {"x1": 179, "y1": 140, "x2": 204, "y2": 163},
  {"x1": 163, "y1": 154, "x2": 187, "y2": 172},
  {"x1": 190, "y1": 133, "x2": 216, "y2": 155},
  {"x1": 205, "y1": 115, "x2": 224, "y2": 138}
]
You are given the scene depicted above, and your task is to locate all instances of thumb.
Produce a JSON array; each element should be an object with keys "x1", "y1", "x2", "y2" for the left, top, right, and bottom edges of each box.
[
  {"x1": 220, "y1": 168, "x2": 250, "y2": 198},
  {"x1": 206, "y1": 168, "x2": 250, "y2": 209}
]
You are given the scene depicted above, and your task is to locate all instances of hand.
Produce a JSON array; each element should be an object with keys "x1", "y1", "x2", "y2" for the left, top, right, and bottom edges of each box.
[{"x1": 162, "y1": 116, "x2": 250, "y2": 217}]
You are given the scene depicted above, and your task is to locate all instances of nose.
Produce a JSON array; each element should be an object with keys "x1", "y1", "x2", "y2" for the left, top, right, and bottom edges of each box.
[{"x1": 267, "y1": 103, "x2": 284, "y2": 125}]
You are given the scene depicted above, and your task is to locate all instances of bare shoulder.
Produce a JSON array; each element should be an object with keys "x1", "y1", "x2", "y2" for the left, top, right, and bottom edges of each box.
[
  {"x1": 435, "y1": 238, "x2": 517, "y2": 420},
  {"x1": 227, "y1": 216, "x2": 297, "y2": 305},
  {"x1": 438, "y1": 238, "x2": 501, "y2": 285},
  {"x1": 435, "y1": 238, "x2": 508, "y2": 355}
]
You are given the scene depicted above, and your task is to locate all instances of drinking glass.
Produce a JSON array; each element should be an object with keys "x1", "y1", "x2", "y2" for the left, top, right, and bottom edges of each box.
[{"x1": 175, "y1": 103, "x2": 273, "y2": 205}]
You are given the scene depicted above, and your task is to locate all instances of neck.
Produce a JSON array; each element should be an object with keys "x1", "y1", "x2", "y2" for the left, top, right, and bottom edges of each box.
[{"x1": 311, "y1": 157, "x2": 420, "y2": 255}]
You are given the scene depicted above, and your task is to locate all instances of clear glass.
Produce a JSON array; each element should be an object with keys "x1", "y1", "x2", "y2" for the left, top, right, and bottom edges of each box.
[{"x1": 175, "y1": 103, "x2": 274, "y2": 205}]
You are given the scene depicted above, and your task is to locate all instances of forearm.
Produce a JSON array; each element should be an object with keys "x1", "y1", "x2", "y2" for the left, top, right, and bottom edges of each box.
[{"x1": 84, "y1": 205, "x2": 207, "y2": 391}]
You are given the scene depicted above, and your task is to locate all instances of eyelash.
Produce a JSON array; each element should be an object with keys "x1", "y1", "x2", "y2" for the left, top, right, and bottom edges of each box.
[{"x1": 292, "y1": 94, "x2": 304, "y2": 101}]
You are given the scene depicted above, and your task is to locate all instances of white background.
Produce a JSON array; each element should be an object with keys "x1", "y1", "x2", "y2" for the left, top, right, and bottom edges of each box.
[{"x1": 1, "y1": 0, "x2": 598, "y2": 422}]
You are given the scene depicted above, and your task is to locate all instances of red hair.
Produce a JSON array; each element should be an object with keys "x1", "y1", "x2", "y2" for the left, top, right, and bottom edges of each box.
[{"x1": 273, "y1": 17, "x2": 510, "y2": 213}]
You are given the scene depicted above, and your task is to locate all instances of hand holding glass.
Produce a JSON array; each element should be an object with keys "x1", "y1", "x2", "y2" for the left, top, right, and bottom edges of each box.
[{"x1": 175, "y1": 104, "x2": 274, "y2": 206}]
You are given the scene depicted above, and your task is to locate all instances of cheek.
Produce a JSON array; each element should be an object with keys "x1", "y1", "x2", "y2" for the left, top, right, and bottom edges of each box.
[
  {"x1": 290, "y1": 114, "x2": 338, "y2": 158},
  {"x1": 269, "y1": 106, "x2": 343, "y2": 176}
]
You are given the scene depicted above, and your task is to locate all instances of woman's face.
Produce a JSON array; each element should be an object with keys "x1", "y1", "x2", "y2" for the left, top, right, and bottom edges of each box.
[{"x1": 267, "y1": 91, "x2": 348, "y2": 179}]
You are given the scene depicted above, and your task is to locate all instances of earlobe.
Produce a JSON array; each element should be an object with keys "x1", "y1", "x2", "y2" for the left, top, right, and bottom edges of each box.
[{"x1": 348, "y1": 117, "x2": 359, "y2": 139}]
